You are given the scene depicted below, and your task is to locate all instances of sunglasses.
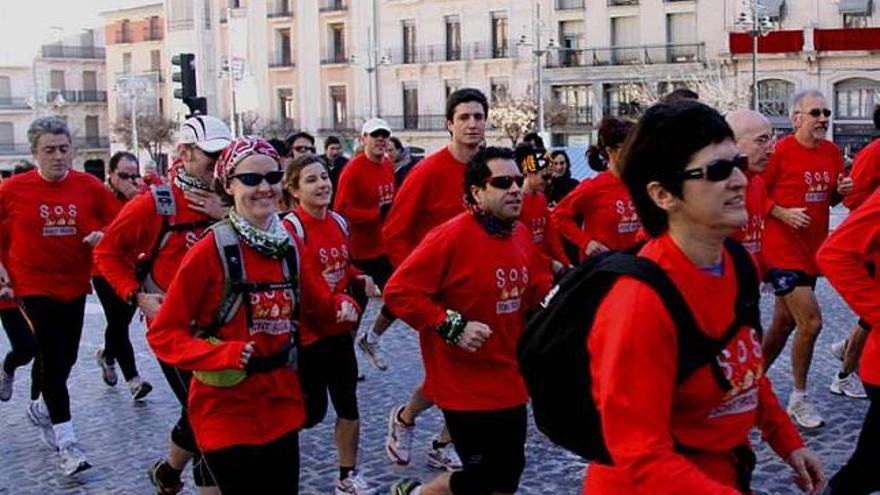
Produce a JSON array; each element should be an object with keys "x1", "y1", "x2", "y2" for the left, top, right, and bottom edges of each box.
[
  {"x1": 369, "y1": 130, "x2": 391, "y2": 139},
  {"x1": 677, "y1": 155, "x2": 748, "y2": 182},
  {"x1": 803, "y1": 108, "x2": 832, "y2": 118},
  {"x1": 293, "y1": 145, "x2": 316, "y2": 153},
  {"x1": 229, "y1": 171, "x2": 285, "y2": 186},
  {"x1": 485, "y1": 175, "x2": 525, "y2": 190},
  {"x1": 117, "y1": 172, "x2": 140, "y2": 181}
]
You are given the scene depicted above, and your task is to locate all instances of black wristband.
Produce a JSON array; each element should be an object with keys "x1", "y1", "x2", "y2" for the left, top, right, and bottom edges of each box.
[{"x1": 435, "y1": 310, "x2": 467, "y2": 345}]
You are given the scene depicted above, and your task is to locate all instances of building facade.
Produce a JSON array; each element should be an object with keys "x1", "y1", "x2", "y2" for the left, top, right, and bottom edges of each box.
[{"x1": 0, "y1": 65, "x2": 37, "y2": 174}]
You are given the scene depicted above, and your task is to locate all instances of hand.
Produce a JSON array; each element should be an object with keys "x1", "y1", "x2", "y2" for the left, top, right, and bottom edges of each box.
[
  {"x1": 0, "y1": 286, "x2": 14, "y2": 300},
  {"x1": 456, "y1": 321, "x2": 492, "y2": 353},
  {"x1": 185, "y1": 190, "x2": 226, "y2": 220},
  {"x1": 837, "y1": 174, "x2": 853, "y2": 196},
  {"x1": 115, "y1": 177, "x2": 141, "y2": 200},
  {"x1": 82, "y1": 231, "x2": 104, "y2": 247},
  {"x1": 584, "y1": 240, "x2": 610, "y2": 257},
  {"x1": 239, "y1": 341, "x2": 255, "y2": 368},
  {"x1": 357, "y1": 275, "x2": 381, "y2": 297},
  {"x1": 136, "y1": 292, "x2": 164, "y2": 320},
  {"x1": 336, "y1": 300, "x2": 359, "y2": 322},
  {"x1": 774, "y1": 206, "x2": 811, "y2": 230},
  {"x1": 787, "y1": 448, "x2": 825, "y2": 494}
]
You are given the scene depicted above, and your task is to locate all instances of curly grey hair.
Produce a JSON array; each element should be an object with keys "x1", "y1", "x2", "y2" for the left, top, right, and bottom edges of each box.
[{"x1": 27, "y1": 116, "x2": 71, "y2": 151}]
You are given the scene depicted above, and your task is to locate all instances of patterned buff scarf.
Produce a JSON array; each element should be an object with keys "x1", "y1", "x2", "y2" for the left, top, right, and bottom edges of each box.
[
  {"x1": 172, "y1": 159, "x2": 212, "y2": 193},
  {"x1": 465, "y1": 200, "x2": 516, "y2": 238},
  {"x1": 228, "y1": 208, "x2": 291, "y2": 259}
]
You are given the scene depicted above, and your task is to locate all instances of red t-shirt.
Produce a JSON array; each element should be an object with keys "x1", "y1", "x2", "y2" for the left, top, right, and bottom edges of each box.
[
  {"x1": 551, "y1": 171, "x2": 640, "y2": 260},
  {"x1": 520, "y1": 191, "x2": 568, "y2": 264},
  {"x1": 817, "y1": 187, "x2": 880, "y2": 386},
  {"x1": 383, "y1": 213, "x2": 553, "y2": 411},
  {"x1": 91, "y1": 188, "x2": 127, "y2": 278},
  {"x1": 761, "y1": 135, "x2": 845, "y2": 276},
  {"x1": 730, "y1": 173, "x2": 768, "y2": 260},
  {"x1": 333, "y1": 153, "x2": 395, "y2": 260},
  {"x1": 0, "y1": 170, "x2": 118, "y2": 301},
  {"x1": 844, "y1": 138, "x2": 880, "y2": 211},
  {"x1": 382, "y1": 146, "x2": 466, "y2": 267},
  {"x1": 585, "y1": 234, "x2": 803, "y2": 494},
  {"x1": 147, "y1": 229, "x2": 355, "y2": 452}
]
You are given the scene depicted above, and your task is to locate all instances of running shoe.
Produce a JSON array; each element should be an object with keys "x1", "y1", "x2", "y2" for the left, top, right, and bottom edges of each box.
[
  {"x1": 27, "y1": 400, "x2": 57, "y2": 450},
  {"x1": 59, "y1": 443, "x2": 92, "y2": 476},
  {"x1": 426, "y1": 438, "x2": 462, "y2": 471},
  {"x1": 389, "y1": 480, "x2": 421, "y2": 495},
  {"x1": 129, "y1": 377, "x2": 154, "y2": 401},
  {"x1": 95, "y1": 348, "x2": 118, "y2": 387},
  {"x1": 787, "y1": 395, "x2": 825, "y2": 429},
  {"x1": 385, "y1": 405, "x2": 414, "y2": 465},
  {"x1": 830, "y1": 339, "x2": 847, "y2": 363},
  {"x1": 0, "y1": 369, "x2": 13, "y2": 401},
  {"x1": 357, "y1": 333, "x2": 387, "y2": 371},
  {"x1": 148, "y1": 459, "x2": 184, "y2": 495},
  {"x1": 830, "y1": 373, "x2": 868, "y2": 399},
  {"x1": 335, "y1": 469, "x2": 375, "y2": 495}
]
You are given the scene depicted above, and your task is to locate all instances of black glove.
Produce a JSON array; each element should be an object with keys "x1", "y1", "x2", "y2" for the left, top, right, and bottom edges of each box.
[{"x1": 245, "y1": 342, "x2": 296, "y2": 373}]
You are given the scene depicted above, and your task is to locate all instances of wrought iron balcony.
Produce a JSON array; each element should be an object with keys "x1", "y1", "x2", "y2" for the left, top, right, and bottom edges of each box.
[{"x1": 545, "y1": 42, "x2": 705, "y2": 68}]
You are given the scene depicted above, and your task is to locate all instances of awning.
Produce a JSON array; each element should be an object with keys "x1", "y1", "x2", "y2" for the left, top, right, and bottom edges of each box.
[
  {"x1": 839, "y1": 0, "x2": 872, "y2": 15},
  {"x1": 758, "y1": 0, "x2": 784, "y2": 18}
]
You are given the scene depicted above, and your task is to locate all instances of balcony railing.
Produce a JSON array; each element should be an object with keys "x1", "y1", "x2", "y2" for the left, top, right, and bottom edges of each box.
[
  {"x1": 556, "y1": 0, "x2": 585, "y2": 9},
  {"x1": 0, "y1": 97, "x2": 31, "y2": 110},
  {"x1": 319, "y1": 0, "x2": 346, "y2": 12},
  {"x1": 142, "y1": 26, "x2": 164, "y2": 41},
  {"x1": 75, "y1": 137, "x2": 110, "y2": 149},
  {"x1": 47, "y1": 90, "x2": 77, "y2": 103},
  {"x1": 0, "y1": 143, "x2": 31, "y2": 156},
  {"x1": 41, "y1": 45, "x2": 105, "y2": 59},
  {"x1": 554, "y1": 105, "x2": 593, "y2": 128},
  {"x1": 269, "y1": 56, "x2": 296, "y2": 68},
  {"x1": 381, "y1": 114, "x2": 447, "y2": 132},
  {"x1": 608, "y1": 0, "x2": 639, "y2": 5},
  {"x1": 545, "y1": 43, "x2": 705, "y2": 68},
  {"x1": 317, "y1": 117, "x2": 357, "y2": 133},
  {"x1": 729, "y1": 30, "x2": 804, "y2": 54},
  {"x1": 814, "y1": 28, "x2": 880, "y2": 51},
  {"x1": 384, "y1": 42, "x2": 518, "y2": 65},
  {"x1": 46, "y1": 90, "x2": 107, "y2": 104},
  {"x1": 321, "y1": 51, "x2": 349, "y2": 64},
  {"x1": 268, "y1": 3, "x2": 293, "y2": 17}
]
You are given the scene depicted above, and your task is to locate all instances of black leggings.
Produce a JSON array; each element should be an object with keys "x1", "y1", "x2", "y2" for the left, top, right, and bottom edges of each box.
[
  {"x1": 1, "y1": 307, "x2": 37, "y2": 377},
  {"x1": 93, "y1": 276, "x2": 139, "y2": 381},
  {"x1": 203, "y1": 430, "x2": 299, "y2": 495},
  {"x1": 20, "y1": 296, "x2": 85, "y2": 424},
  {"x1": 828, "y1": 384, "x2": 880, "y2": 495},
  {"x1": 299, "y1": 333, "x2": 359, "y2": 428}
]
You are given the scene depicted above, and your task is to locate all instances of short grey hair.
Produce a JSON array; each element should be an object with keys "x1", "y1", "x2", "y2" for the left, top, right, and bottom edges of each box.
[
  {"x1": 27, "y1": 116, "x2": 71, "y2": 151},
  {"x1": 790, "y1": 89, "x2": 826, "y2": 118}
]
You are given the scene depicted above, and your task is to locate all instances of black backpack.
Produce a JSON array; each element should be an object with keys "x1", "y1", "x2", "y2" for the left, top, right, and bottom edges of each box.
[{"x1": 518, "y1": 238, "x2": 761, "y2": 463}]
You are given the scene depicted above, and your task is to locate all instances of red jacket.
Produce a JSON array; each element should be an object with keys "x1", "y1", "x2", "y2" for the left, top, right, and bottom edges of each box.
[
  {"x1": 844, "y1": 138, "x2": 880, "y2": 211},
  {"x1": 520, "y1": 191, "x2": 568, "y2": 264},
  {"x1": 333, "y1": 153, "x2": 395, "y2": 260},
  {"x1": 817, "y1": 187, "x2": 880, "y2": 386},
  {"x1": 585, "y1": 234, "x2": 804, "y2": 494},
  {"x1": 382, "y1": 146, "x2": 466, "y2": 267},
  {"x1": 147, "y1": 229, "x2": 355, "y2": 452},
  {"x1": 761, "y1": 135, "x2": 845, "y2": 275},
  {"x1": 551, "y1": 171, "x2": 640, "y2": 260},
  {"x1": 730, "y1": 173, "x2": 768, "y2": 267},
  {"x1": 0, "y1": 170, "x2": 117, "y2": 301},
  {"x1": 383, "y1": 213, "x2": 553, "y2": 411}
]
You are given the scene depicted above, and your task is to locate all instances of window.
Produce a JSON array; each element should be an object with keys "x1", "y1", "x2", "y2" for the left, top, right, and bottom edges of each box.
[
  {"x1": 151, "y1": 50, "x2": 161, "y2": 72},
  {"x1": 552, "y1": 85, "x2": 592, "y2": 125},
  {"x1": 278, "y1": 88, "x2": 294, "y2": 121},
  {"x1": 0, "y1": 122, "x2": 13, "y2": 144},
  {"x1": 204, "y1": 0, "x2": 212, "y2": 29},
  {"x1": 329, "y1": 85, "x2": 347, "y2": 128},
  {"x1": 445, "y1": 16, "x2": 461, "y2": 61},
  {"x1": 559, "y1": 20, "x2": 584, "y2": 67},
  {"x1": 122, "y1": 53, "x2": 132, "y2": 74},
  {"x1": 402, "y1": 20, "x2": 416, "y2": 64},
  {"x1": 0, "y1": 76, "x2": 10, "y2": 100},
  {"x1": 491, "y1": 12, "x2": 509, "y2": 58},
  {"x1": 277, "y1": 29, "x2": 292, "y2": 65},
  {"x1": 835, "y1": 78, "x2": 880, "y2": 120},
  {"x1": 604, "y1": 83, "x2": 642, "y2": 117},
  {"x1": 403, "y1": 83, "x2": 419, "y2": 129},
  {"x1": 445, "y1": 80, "x2": 461, "y2": 99},
  {"x1": 168, "y1": 0, "x2": 195, "y2": 31},
  {"x1": 490, "y1": 78, "x2": 509, "y2": 103},
  {"x1": 50, "y1": 70, "x2": 65, "y2": 91},
  {"x1": 844, "y1": 14, "x2": 870, "y2": 28},
  {"x1": 119, "y1": 20, "x2": 131, "y2": 43},
  {"x1": 82, "y1": 71, "x2": 97, "y2": 92},
  {"x1": 329, "y1": 23, "x2": 346, "y2": 63},
  {"x1": 666, "y1": 13, "x2": 697, "y2": 62},
  {"x1": 758, "y1": 79, "x2": 794, "y2": 118},
  {"x1": 611, "y1": 16, "x2": 640, "y2": 64},
  {"x1": 147, "y1": 16, "x2": 162, "y2": 40},
  {"x1": 85, "y1": 115, "x2": 99, "y2": 140}
]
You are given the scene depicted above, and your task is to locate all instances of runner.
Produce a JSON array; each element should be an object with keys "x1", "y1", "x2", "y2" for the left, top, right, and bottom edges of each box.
[
  {"x1": 760, "y1": 90, "x2": 853, "y2": 429},
  {"x1": 0, "y1": 260, "x2": 36, "y2": 403},
  {"x1": 147, "y1": 136, "x2": 359, "y2": 494},
  {"x1": 92, "y1": 151, "x2": 153, "y2": 400},
  {"x1": 551, "y1": 117, "x2": 639, "y2": 261},
  {"x1": 0, "y1": 116, "x2": 119, "y2": 475},
  {"x1": 94, "y1": 115, "x2": 232, "y2": 494},
  {"x1": 514, "y1": 143, "x2": 568, "y2": 270},
  {"x1": 380, "y1": 88, "x2": 489, "y2": 471},
  {"x1": 387, "y1": 147, "x2": 554, "y2": 495},
  {"x1": 281, "y1": 154, "x2": 378, "y2": 495},
  {"x1": 584, "y1": 100, "x2": 823, "y2": 494}
]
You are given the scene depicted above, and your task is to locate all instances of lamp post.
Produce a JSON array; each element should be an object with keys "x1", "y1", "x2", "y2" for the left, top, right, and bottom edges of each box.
[
  {"x1": 350, "y1": 25, "x2": 391, "y2": 117},
  {"x1": 736, "y1": 0, "x2": 775, "y2": 111},
  {"x1": 517, "y1": 3, "x2": 556, "y2": 137},
  {"x1": 117, "y1": 75, "x2": 148, "y2": 153}
]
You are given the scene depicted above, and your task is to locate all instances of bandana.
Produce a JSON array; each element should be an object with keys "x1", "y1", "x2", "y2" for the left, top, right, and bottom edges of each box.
[
  {"x1": 228, "y1": 208, "x2": 291, "y2": 259},
  {"x1": 214, "y1": 136, "x2": 281, "y2": 185},
  {"x1": 465, "y1": 201, "x2": 517, "y2": 238},
  {"x1": 171, "y1": 158, "x2": 212, "y2": 193}
]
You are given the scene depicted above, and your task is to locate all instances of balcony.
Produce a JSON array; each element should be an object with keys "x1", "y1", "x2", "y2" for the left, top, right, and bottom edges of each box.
[
  {"x1": 46, "y1": 90, "x2": 77, "y2": 103},
  {"x1": 554, "y1": 105, "x2": 593, "y2": 129},
  {"x1": 77, "y1": 90, "x2": 108, "y2": 103},
  {"x1": 814, "y1": 28, "x2": 880, "y2": 51},
  {"x1": 142, "y1": 26, "x2": 164, "y2": 41},
  {"x1": 269, "y1": 56, "x2": 296, "y2": 68},
  {"x1": 75, "y1": 137, "x2": 110, "y2": 150},
  {"x1": 268, "y1": 3, "x2": 293, "y2": 17},
  {"x1": 608, "y1": 0, "x2": 639, "y2": 5},
  {"x1": 556, "y1": 0, "x2": 585, "y2": 8},
  {"x1": 321, "y1": 52, "x2": 349, "y2": 65},
  {"x1": 115, "y1": 31, "x2": 133, "y2": 44},
  {"x1": 319, "y1": 0, "x2": 346, "y2": 12},
  {"x1": 41, "y1": 45, "x2": 105, "y2": 59},
  {"x1": 317, "y1": 117, "x2": 357, "y2": 133},
  {"x1": 545, "y1": 42, "x2": 705, "y2": 68},
  {"x1": 381, "y1": 114, "x2": 447, "y2": 132},
  {"x1": 0, "y1": 143, "x2": 31, "y2": 156},
  {"x1": 0, "y1": 97, "x2": 31, "y2": 110},
  {"x1": 384, "y1": 42, "x2": 518, "y2": 65},
  {"x1": 729, "y1": 30, "x2": 804, "y2": 54}
]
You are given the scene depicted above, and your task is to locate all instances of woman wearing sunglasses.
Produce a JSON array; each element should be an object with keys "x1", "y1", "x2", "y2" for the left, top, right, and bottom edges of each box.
[
  {"x1": 584, "y1": 101, "x2": 824, "y2": 495},
  {"x1": 148, "y1": 136, "x2": 360, "y2": 494}
]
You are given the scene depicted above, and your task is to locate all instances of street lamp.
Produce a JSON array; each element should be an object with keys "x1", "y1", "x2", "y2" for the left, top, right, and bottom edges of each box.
[
  {"x1": 350, "y1": 25, "x2": 391, "y2": 117},
  {"x1": 736, "y1": 0, "x2": 775, "y2": 111},
  {"x1": 517, "y1": 3, "x2": 556, "y2": 137},
  {"x1": 117, "y1": 75, "x2": 149, "y2": 154}
]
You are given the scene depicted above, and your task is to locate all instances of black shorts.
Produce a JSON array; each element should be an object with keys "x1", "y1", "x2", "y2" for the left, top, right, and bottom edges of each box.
[
  {"x1": 442, "y1": 405, "x2": 528, "y2": 495},
  {"x1": 353, "y1": 255, "x2": 394, "y2": 289},
  {"x1": 766, "y1": 268, "x2": 817, "y2": 296},
  {"x1": 298, "y1": 333, "x2": 359, "y2": 427}
]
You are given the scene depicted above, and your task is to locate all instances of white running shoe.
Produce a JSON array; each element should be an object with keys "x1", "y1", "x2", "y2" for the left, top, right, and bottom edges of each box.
[
  {"x1": 830, "y1": 373, "x2": 868, "y2": 399},
  {"x1": 357, "y1": 333, "x2": 387, "y2": 371},
  {"x1": 385, "y1": 405, "x2": 414, "y2": 465},
  {"x1": 59, "y1": 443, "x2": 92, "y2": 476},
  {"x1": 426, "y1": 438, "x2": 462, "y2": 471},
  {"x1": 95, "y1": 348, "x2": 118, "y2": 387},
  {"x1": 0, "y1": 369, "x2": 13, "y2": 401},
  {"x1": 830, "y1": 339, "x2": 847, "y2": 363},
  {"x1": 129, "y1": 377, "x2": 154, "y2": 401},
  {"x1": 787, "y1": 395, "x2": 825, "y2": 429},
  {"x1": 26, "y1": 400, "x2": 57, "y2": 450},
  {"x1": 335, "y1": 469, "x2": 375, "y2": 495}
]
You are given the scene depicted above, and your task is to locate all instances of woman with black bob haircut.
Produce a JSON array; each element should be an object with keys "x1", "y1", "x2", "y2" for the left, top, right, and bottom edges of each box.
[{"x1": 584, "y1": 101, "x2": 825, "y2": 495}]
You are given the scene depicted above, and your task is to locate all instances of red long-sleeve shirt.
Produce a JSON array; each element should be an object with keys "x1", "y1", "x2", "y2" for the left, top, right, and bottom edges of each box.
[
  {"x1": 333, "y1": 154, "x2": 395, "y2": 260},
  {"x1": 844, "y1": 138, "x2": 880, "y2": 211},
  {"x1": 521, "y1": 191, "x2": 568, "y2": 264},
  {"x1": 730, "y1": 173, "x2": 768, "y2": 260},
  {"x1": 762, "y1": 135, "x2": 845, "y2": 276},
  {"x1": 382, "y1": 146, "x2": 466, "y2": 267},
  {"x1": 0, "y1": 170, "x2": 118, "y2": 301},
  {"x1": 551, "y1": 171, "x2": 640, "y2": 260},
  {"x1": 383, "y1": 213, "x2": 553, "y2": 411},
  {"x1": 147, "y1": 229, "x2": 355, "y2": 452},
  {"x1": 585, "y1": 234, "x2": 804, "y2": 494},
  {"x1": 93, "y1": 184, "x2": 214, "y2": 301},
  {"x1": 817, "y1": 187, "x2": 880, "y2": 386}
]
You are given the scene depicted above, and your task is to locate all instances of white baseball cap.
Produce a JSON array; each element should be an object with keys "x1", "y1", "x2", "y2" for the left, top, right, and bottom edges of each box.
[
  {"x1": 179, "y1": 115, "x2": 232, "y2": 153},
  {"x1": 361, "y1": 117, "x2": 391, "y2": 136}
]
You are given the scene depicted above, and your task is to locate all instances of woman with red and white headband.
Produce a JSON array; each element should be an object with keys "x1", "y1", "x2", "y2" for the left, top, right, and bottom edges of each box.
[{"x1": 148, "y1": 136, "x2": 360, "y2": 494}]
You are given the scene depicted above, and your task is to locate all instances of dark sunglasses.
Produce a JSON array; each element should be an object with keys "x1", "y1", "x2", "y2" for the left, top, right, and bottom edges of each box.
[
  {"x1": 804, "y1": 108, "x2": 832, "y2": 118},
  {"x1": 117, "y1": 172, "x2": 140, "y2": 180},
  {"x1": 369, "y1": 130, "x2": 391, "y2": 139},
  {"x1": 677, "y1": 155, "x2": 748, "y2": 182},
  {"x1": 229, "y1": 171, "x2": 285, "y2": 186},
  {"x1": 485, "y1": 175, "x2": 525, "y2": 190},
  {"x1": 293, "y1": 145, "x2": 316, "y2": 153}
]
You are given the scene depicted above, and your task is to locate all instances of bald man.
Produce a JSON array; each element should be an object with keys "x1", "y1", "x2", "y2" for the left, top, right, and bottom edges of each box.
[{"x1": 727, "y1": 109, "x2": 775, "y2": 256}]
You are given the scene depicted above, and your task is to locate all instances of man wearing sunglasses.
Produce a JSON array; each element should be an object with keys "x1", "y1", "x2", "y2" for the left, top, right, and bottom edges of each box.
[
  {"x1": 287, "y1": 131, "x2": 318, "y2": 160},
  {"x1": 761, "y1": 90, "x2": 854, "y2": 430}
]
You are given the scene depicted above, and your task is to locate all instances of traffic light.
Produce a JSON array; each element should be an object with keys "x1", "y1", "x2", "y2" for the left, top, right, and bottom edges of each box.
[{"x1": 171, "y1": 53, "x2": 206, "y2": 117}]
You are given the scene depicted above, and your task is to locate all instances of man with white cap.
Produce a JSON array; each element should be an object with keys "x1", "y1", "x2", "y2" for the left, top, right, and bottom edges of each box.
[{"x1": 94, "y1": 114, "x2": 232, "y2": 495}]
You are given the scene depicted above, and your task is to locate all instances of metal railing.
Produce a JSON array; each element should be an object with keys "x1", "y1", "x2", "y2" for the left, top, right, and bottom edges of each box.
[
  {"x1": 74, "y1": 137, "x2": 110, "y2": 149},
  {"x1": 317, "y1": 117, "x2": 358, "y2": 133},
  {"x1": 269, "y1": 56, "x2": 295, "y2": 68},
  {"x1": 268, "y1": 2, "x2": 293, "y2": 17},
  {"x1": 319, "y1": 0, "x2": 346, "y2": 12},
  {"x1": 381, "y1": 114, "x2": 447, "y2": 132},
  {"x1": 77, "y1": 90, "x2": 108, "y2": 102},
  {"x1": 41, "y1": 45, "x2": 105, "y2": 59},
  {"x1": 0, "y1": 97, "x2": 30, "y2": 110},
  {"x1": 556, "y1": 0, "x2": 585, "y2": 9},
  {"x1": 46, "y1": 90, "x2": 77, "y2": 103},
  {"x1": 545, "y1": 42, "x2": 705, "y2": 68},
  {"x1": 384, "y1": 42, "x2": 518, "y2": 65},
  {"x1": 555, "y1": 106, "x2": 593, "y2": 127},
  {"x1": 608, "y1": 0, "x2": 639, "y2": 5},
  {"x1": 321, "y1": 51, "x2": 349, "y2": 64}
]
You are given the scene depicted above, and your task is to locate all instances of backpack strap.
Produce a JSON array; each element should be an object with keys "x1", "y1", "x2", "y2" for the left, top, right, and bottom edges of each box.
[
  {"x1": 328, "y1": 210, "x2": 350, "y2": 239},
  {"x1": 282, "y1": 211, "x2": 307, "y2": 242},
  {"x1": 210, "y1": 220, "x2": 246, "y2": 333}
]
